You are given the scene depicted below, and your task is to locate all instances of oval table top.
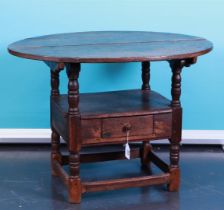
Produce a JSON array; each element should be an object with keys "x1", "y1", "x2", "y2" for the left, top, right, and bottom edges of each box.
[{"x1": 8, "y1": 31, "x2": 213, "y2": 63}]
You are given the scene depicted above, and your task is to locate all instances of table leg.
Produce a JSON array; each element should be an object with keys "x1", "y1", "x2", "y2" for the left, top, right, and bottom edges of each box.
[
  {"x1": 51, "y1": 128, "x2": 61, "y2": 176},
  {"x1": 168, "y1": 60, "x2": 183, "y2": 191},
  {"x1": 140, "y1": 61, "x2": 151, "y2": 170},
  {"x1": 168, "y1": 138, "x2": 181, "y2": 191},
  {"x1": 167, "y1": 58, "x2": 197, "y2": 191},
  {"x1": 141, "y1": 61, "x2": 150, "y2": 90},
  {"x1": 50, "y1": 69, "x2": 62, "y2": 176},
  {"x1": 66, "y1": 63, "x2": 82, "y2": 203},
  {"x1": 140, "y1": 142, "x2": 152, "y2": 170}
]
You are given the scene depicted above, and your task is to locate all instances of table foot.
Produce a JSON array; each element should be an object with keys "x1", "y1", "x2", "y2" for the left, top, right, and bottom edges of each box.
[
  {"x1": 68, "y1": 178, "x2": 82, "y2": 203},
  {"x1": 167, "y1": 168, "x2": 180, "y2": 192}
]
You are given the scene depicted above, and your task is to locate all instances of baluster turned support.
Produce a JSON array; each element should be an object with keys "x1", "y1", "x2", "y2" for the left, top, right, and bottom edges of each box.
[
  {"x1": 66, "y1": 63, "x2": 82, "y2": 203},
  {"x1": 141, "y1": 61, "x2": 151, "y2": 90},
  {"x1": 170, "y1": 60, "x2": 186, "y2": 107},
  {"x1": 51, "y1": 70, "x2": 60, "y2": 96},
  {"x1": 168, "y1": 58, "x2": 197, "y2": 191},
  {"x1": 140, "y1": 61, "x2": 151, "y2": 170},
  {"x1": 49, "y1": 63, "x2": 64, "y2": 176},
  {"x1": 140, "y1": 142, "x2": 152, "y2": 171}
]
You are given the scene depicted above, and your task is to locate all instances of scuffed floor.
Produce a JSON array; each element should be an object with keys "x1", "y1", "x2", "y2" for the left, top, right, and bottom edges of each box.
[{"x1": 0, "y1": 144, "x2": 224, "y2": 210}]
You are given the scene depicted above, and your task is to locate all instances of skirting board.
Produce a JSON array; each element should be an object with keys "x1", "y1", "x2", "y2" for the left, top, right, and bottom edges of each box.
[{"x1": 0, "y1": 129, "x2": 224, "y2": 145}]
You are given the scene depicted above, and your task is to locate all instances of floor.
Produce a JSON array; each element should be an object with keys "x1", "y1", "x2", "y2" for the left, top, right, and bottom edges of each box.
[{"x1": 0, "y1": 144, "x2": 224, "y2": 210}]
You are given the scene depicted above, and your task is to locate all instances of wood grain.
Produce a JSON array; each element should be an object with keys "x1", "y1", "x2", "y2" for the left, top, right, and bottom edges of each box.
[
  {"x1": 52, "y1": 89, "x2": 172, "y2": 119},
  {"x1": 82, "y1": 173, "x2": 170, "y2": 193},
  {"x1": 8, "y1": 31, "x2": 212, "y2": 63}
]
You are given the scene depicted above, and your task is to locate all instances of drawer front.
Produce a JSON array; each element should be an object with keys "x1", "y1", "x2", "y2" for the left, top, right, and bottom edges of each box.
[{"x1": 102, "y1": 115, "x2": 153, "y2": 138}]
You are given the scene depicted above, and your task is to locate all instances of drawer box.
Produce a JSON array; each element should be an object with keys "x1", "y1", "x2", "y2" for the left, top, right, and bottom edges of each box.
[
  {"x1": 52, "y1": 90, "x2": 173, "y2": 144},
  {"x1": 102, "y1": 115, "x2": 153, "y2": 138},
  {"x1": 81, "y1": 113, "x2": 172, "y2": 144}
]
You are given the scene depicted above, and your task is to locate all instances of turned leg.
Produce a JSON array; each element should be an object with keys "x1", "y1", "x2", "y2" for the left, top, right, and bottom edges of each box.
[
  {"x1": 68, "y1": 152, "x2": 82, "y2": 203},
  {"x1": 141, "y1": 61, "x2": 150, "y2": 90},
  {"x1": 50, "y1": 68, "x2": 63, "y2": 176},
  {"x1": 140, "y1": 142, "x2": 152, "y2": 170},
  {"x1": 167, "y1": 59, "x2": 196, "y2": 191},
  {"x1": 168, "y1": 140, "x2": 180, "y2": 191},
  {"x1": 51, "y1": 128, "x2": 61, "y2": 176},
  {"x1": 66, "y1": 63, "x2": 82, "y2": 203},
  {"x1": 167, "y1": 59, "x2": 184, "y2": 191},
  {"x1": 140, "y1": 61, "x2": 151, "y2": 169}
]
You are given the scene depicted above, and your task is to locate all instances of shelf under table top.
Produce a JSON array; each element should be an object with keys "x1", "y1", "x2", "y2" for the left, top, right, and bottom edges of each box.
[{"x1": 52, "y1": 89, "x2": 172, "y2": 119}]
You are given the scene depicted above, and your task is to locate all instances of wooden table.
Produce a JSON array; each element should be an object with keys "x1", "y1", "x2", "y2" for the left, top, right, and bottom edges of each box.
[{"x1": 8, "y1": 31, "x2": 212, "y2": 203}]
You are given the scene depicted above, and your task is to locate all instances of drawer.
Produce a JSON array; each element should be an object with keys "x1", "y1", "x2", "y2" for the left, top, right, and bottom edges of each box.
[{"x1": 102, "y1": 115, "x2": 153, "y2": 138}]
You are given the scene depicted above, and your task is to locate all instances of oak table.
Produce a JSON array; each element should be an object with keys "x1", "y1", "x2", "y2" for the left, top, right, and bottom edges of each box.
[{"x1": 8, "y1": 31, "x2": 213, "y2": 203}]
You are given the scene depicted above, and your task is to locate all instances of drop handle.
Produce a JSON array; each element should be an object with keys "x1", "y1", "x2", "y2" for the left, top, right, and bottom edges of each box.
[{"x1": 123, "y1": 123, "x2": 132, "y2": 132}]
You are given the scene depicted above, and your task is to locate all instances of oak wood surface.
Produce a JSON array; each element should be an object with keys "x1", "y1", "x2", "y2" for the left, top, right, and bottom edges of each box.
[
  {"x1": 8, "y1": 31, "x2": 212, "y2": 63},
  {"x1": 52, "y1": 89, "x2": 172, "y2": 119},
  {"x1": 82, "y1": 173, "x2": 170, "y2": 193}
]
